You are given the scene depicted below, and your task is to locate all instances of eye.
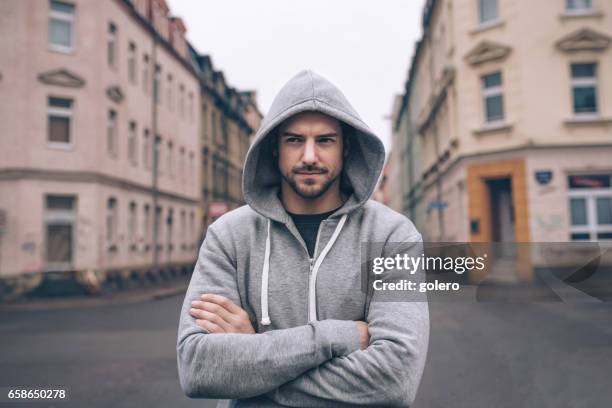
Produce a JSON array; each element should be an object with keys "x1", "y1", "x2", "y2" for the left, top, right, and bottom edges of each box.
[
  {"x1": 318, "y1": 137, "x2": 335, "y2": 144},
  {"x1": 285, "y1": 137, "x2": 302, "y2": 143}
]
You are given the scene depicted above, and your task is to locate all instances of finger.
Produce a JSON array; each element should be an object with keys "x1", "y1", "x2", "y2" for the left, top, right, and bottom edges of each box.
[
  {"x1": 196, "y1": 319, "x2": 225, "y2": 334},
  {"x1": 192, "y1": 308, "x2": 233, "y2": 332},
  {"x1": 200, "y1": 294, "x2": 244, "y2": 315},
  {"x1": 192, "y1": 301, "x2": 235, "y2": 323}
]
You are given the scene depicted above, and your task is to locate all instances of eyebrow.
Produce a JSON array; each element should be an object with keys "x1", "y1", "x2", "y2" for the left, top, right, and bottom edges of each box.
[{"x1": 281, "y1": 132, "x2": 338, "y2": 138}]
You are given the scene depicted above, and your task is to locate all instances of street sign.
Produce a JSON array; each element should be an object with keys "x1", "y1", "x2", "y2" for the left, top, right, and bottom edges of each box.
[{"x1": 535, "y1": 170, "x2": 553, "y2": 185}]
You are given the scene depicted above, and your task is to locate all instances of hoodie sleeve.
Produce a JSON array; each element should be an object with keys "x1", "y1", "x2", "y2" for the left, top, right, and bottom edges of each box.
[
  {"x1": 176, "y1": 223, "x2": 363, "y2": 400},
  {"x1": 265, "y1": 228, "x2": 430, "y2": 407}
]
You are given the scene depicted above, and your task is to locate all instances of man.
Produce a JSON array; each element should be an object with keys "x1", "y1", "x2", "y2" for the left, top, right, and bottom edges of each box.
[{"x1": 177, "y1": 70, "x2": 429, "y2": 407}]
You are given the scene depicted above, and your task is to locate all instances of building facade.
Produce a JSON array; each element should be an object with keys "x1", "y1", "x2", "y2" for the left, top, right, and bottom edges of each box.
[
  {"x1": 196, "y1": 56, "x2": 262, "y2": 231},
  {"x1": 392, "y1": 0, "x2": 612, "y2": 245},
  {"x1": 0, "y1": 0, "x2": 258, "y2": 298}
]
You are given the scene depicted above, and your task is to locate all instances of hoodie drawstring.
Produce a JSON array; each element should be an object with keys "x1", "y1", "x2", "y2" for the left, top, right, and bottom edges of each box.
[
  {"x1": 260, "y1": 214, "x2": 348, "y2": 326},
  {"x1": 260, "y1": 219, "x2": 272, "y2": 326}
]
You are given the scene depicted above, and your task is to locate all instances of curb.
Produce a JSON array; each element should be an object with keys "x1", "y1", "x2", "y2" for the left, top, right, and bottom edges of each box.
[{"x1": 0, "y1": 282, "x2": 190, "y2": 312}]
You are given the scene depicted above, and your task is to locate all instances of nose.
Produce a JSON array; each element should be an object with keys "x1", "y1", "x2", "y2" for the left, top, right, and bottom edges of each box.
[{"x1": 302, "y1": 138, "x2": 317, "y2": 164}]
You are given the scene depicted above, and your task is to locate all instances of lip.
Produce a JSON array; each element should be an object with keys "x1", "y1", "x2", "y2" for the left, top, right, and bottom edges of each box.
[{"x1": 295, "y1": 171, "x2": 326, "y2": 175}]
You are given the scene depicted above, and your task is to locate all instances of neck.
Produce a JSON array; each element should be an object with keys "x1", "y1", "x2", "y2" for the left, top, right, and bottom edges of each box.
[{"x1": 281, "y1": 179, "x2": 345, "y2": 214}]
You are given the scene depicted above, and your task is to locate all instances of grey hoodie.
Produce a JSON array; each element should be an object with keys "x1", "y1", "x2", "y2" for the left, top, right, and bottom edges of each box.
[{"x1": 177, "y1": 70, "x2": 429, "y2": 407}]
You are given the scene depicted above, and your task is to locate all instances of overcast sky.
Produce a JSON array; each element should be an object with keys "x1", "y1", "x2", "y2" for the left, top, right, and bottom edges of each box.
[{"x1": 167, "y1": 0, "x2": 425, "y2": 153}]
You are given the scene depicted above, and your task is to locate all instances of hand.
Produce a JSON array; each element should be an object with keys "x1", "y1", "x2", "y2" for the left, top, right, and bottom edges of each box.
[
  {"x1": 190, "y1": 293, "x2": 255, "y2": 334},
  {"x1": 355, "y1": 321, "x2": 370, "y2": 350}
]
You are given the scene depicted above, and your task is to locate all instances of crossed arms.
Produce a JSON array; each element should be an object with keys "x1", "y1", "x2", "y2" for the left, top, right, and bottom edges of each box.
[{"x1": 176, "y1": 226, "x2": 430, "y2": 407}]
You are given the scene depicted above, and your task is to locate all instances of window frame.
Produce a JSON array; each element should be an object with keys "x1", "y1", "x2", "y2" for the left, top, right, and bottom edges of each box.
[
  {"x1": 48, "y1": 0, "x2": 75, "y2": 53},
  {"x1": 568, "y1": 174, "x2": 612, "y2": 241},
  {"x1": 179, "y1": 147, "x2": 185, "y2": 183},
  {"x1": 128, "y1": 201, "x2": 138, "y2": 247},
  {"x1": 566, "y1": 0, "x2": 593, "y2": 14},
  {"x1": 143, "y1": 128, "x2": 151, "y2": 170},
  {"x1": 179, "y1": 83, "x2": 185, "y2": 118},
  {"x1": 570, "y1": 62, "x2": 599, "y2": 118},
  {"x1": 167, "y1": 141, "x2": 174, "y2": 178},
  {"x1": 478, "y1": 0, "x2": 499, "y2": 26},
  {"x1": 128, "y1": 120, "x2": 138, "y2": 165},
  {"x1": 142, "y1": 53, "x2": 150, "y2": 94},
  {"x1": 106, "y1": 197, "x2": 118, "y2": 245},
  {"x1": 107, "y1": 109, "x2": 118, "y2": 157},
  {"x1": 167, "y1": 74, "x2": 174, "y2": 111},
  {"x1": 44, "y1": 194, "x2": 77, "y2": 270},
  {"x1": 47, "y1": 96, "x2": 74, "y2": 150},
  {"x1": 128, "y1": 41, "x2": 137, "y2": 84},
  {"x1": 143, "y1": 204, "x2": 151, "y2": 250},
  {"x1": 188, "y1": 91, "x2": 194, "y2": 123},
  {"x1": 481, "y1": 71, "x2": 505, "y2": 125},
  {"x1": 107, "y1": 22, "x2": 118, "y2": 69}
]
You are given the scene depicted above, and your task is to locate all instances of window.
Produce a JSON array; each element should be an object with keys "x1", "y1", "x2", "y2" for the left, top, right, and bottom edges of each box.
[
  {"x1": 166, "y1": 208, "x2": 174, "y2": 253},
  {"x1": 188, "y1": 92, "x2": 194, "y2": 123},
  {"x1": 180, "y1": 209, "x2": 186, "y2": 249},
  {"x1": 167, "y1": 74, "x2": 173, "y2": 111},
  {"x1": 47, "y1": 97, "x2": 73, "y2": 146},
  {"x1": 179, "y1": 84, "x2": 185, "y2": 118},
  {"x1": 106, "y1": 197, "x2": 118, "y2": 243},
  {"x1": 128, "y1": 201, "x2": 137, "y2": 247},
  {"x1": 189, "y1": 211, "x2": 195, "y2": 248},
  {"x1": 128, "y1": 121, "x2": 138, "y2": 165},
  {"x1": 179, "y1": 147, "x2": 185, "y2": 182},
  {"x1": 143, "y1": 204, "x2": 151, "y2": 250},
  {"x1": 155, "y1": 135, "x2": 162, "y2": 175},
  {"x1": 566, "y1": 0, "x2": 592, "y2": 13},
  {"x1": 107, "y1": 22, "x2": 117, "y2": 68},
  {"x1": 202, "y1": 104, "x2": 209, "y2": 139},
  {"x1": 568, "y1": 174, "x2": 612, "y2": 241},
  {"x1": 482, "y1": 72, "x2": 504, "y2": 124},
  {"x1": 189, "y1": 152, "x2": 194, "y2": 185},
  {"x1": 168, "y1": 141, "x2": 174, "y2": 178},
  {"x1": 128, "y1": 42, "x2": 137, "y2": 84},
  {"x1": 142, "y1": 54, "x2": 150, "y2": 94},
  {"x1": 571, "y1": 63, "x2": 598, "y2": 116},
  {"x1": 143, "y1": 128, "x2": 150, "y2": 169},
  {"x1": 107, "y1": 110, "x2": 117, "y2": 157},
  {"x1": 221, "y1": 116, "x2": 229, "y2": 146},
  {"x1": 45, "y1": 195, "x2": 76, "y2": 267},
  {"x1": 155, "y1": 206, "x2": 162, "y2": 250},
  {"x1": 478, "y1": 0, "x2": 498, "y2": 24},
  {"x1": 154, "y1": 65, "x2": 162, "y2": 105},
  {"x1": 48, "y1": 0, "x2": 75, "y2": 52},
  {"x1": 212, "y1": 111, "x2": 218, "y2": 143}
]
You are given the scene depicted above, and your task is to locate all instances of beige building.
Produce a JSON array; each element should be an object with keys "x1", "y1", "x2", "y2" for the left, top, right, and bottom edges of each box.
[
  {"x1": 392, "y1": 0, "x2": 612, "y2": 246},
  {"x1": 0, "y1": 0, "x2": 205, "y2": 296},
  {"x1": 196, "y1": 56, "x2": 262, "y2": 231},
  {"x1": 380, "y1": 95, "x2": 406, "y2": 211}
]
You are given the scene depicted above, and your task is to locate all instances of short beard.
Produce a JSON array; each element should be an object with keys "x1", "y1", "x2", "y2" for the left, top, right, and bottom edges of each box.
[{"x1": 281, "y1": 171, "x2": 339, "y2": 199}]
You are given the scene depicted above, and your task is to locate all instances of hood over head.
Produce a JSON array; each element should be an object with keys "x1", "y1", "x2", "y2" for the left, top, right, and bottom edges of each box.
[{"x1": 242, "y1": 70, "x2": 386, "y2": 223}]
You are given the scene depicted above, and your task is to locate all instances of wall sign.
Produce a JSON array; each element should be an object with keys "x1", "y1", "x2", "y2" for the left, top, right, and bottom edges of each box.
[{"x1": 535, "y1": 170, "x2": 553, "y2": 185}]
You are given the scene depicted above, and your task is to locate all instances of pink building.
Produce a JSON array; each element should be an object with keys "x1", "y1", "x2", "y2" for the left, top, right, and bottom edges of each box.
[{"x1": 0, "y1": 0, "x2": 202, "y2": 297}]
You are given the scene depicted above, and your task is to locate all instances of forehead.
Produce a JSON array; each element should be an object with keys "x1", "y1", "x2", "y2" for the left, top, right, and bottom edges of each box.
[{"x1": 279, "y1": 111, "x2": 341, "y2": 135}]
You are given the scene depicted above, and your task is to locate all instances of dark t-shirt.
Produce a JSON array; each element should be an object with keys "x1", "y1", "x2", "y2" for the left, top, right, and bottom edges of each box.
[{"x1": 287, "y1": 207, "x2": 341, "y2": 258}]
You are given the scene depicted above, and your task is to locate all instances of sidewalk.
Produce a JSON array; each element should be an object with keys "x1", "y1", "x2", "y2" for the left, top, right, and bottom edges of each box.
[{"x1": 0, "y1": 278, "x2": 190, "y2": 312}]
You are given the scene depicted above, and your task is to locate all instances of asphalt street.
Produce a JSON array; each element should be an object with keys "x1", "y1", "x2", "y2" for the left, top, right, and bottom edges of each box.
[{"x1": 1, "y1": 292, "x2": 611, "y2": 407}]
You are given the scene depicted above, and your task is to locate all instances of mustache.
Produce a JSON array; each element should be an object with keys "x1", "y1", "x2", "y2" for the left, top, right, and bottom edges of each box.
[{"x1": 292, "y1": 165, "x2": 328, "y2": 174}]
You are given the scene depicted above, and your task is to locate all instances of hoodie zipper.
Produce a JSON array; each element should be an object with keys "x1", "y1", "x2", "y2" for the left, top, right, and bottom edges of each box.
[{"x1": 308, "y1": 221, "x2": 324, "y2": 321}]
